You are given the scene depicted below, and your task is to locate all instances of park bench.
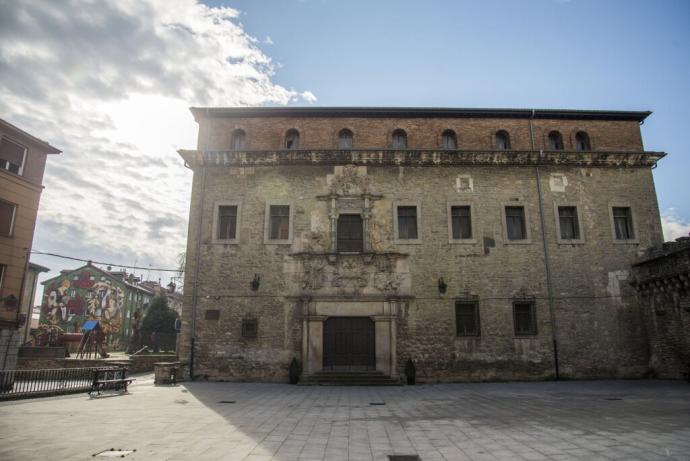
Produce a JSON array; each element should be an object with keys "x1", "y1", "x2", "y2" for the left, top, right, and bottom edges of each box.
[{"x1": 88, "y1": 367, "x2": 134, "y2": 397}]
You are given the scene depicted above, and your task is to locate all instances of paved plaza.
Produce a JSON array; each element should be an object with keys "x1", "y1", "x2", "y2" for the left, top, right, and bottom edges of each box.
[{"x1": 1, "y1": 375, "x2": 689, "y2": 461}]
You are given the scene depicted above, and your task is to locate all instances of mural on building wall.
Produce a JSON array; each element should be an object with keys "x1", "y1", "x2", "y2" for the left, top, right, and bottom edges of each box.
[{"x1": 41, "y1": 267, "x2": 125, "y2": 340}]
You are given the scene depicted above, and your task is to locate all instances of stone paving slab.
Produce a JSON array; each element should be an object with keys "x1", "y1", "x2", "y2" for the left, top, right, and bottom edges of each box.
[{"x1": 1, "y1": 375, "x2": 689, "y2": 460}]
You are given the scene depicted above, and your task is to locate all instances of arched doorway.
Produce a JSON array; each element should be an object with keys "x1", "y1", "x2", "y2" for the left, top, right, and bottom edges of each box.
[{"x1": 323, "y1": 317, "x2": 375, "y2": 371}]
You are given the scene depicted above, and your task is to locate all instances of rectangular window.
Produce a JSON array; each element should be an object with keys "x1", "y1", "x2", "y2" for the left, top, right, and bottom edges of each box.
[
  {"x1": 558, "y1": 206, "x2": 580, "y2": 240},
  {"x1": 505, "y1": 206, "x2": 526, "y2": 240},
  {"x1": 455, "y1": 301, "x2": 480, "y2": 336},
  {"x1": 0, "y1": 200, "x2": 16, "y2": 237},
  {"x1": 451, "y1": 206, "x2": 472, "y2": 239},
  {"x1": 337, "y1": 214, "x2": 363, "y2": 252},
  {"x1": 0, "y1": 137, "x2": 26, "y2": 175},
  {"x1": 397, "y1": 206, "x2": 418, "y2": 240},
  {"x1": 612, "y1": 207, "x2": 634, "y2": 240},
  {"x1": 268, "y1": 205, "x2": 290, "y2": 240},
  {"x1": 217, "y1": 205, "x2": 238, "y2": 240},
  {"x1": 513, "y1": 301, "x2": 537, "y2": 336},
  {"x1": 242, "y1": 319, "x2": 258, "y2": 339},
  {"x1": 0, "y1": 265, "x2": 5, "y2": 291}
]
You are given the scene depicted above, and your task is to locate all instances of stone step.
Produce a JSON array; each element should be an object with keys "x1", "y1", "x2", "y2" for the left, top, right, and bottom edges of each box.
[{"x1": 298, "y1": 371, "x2": 402, "y2": 386}]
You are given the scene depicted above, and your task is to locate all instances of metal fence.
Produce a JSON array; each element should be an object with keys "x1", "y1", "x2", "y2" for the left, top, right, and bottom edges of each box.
[{"x1": 0, "y1": 367, "x2": 121, "y2": 401}]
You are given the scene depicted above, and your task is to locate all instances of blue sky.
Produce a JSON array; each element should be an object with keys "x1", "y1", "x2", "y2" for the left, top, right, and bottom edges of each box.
[{"x1": 210, "y1": 0, "x2": 690, "y2": 229}]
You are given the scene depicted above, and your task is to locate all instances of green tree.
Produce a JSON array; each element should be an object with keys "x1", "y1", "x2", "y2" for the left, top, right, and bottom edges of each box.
[{"x1": 141, "y1": 295, "x2": 177, "y2": 352}]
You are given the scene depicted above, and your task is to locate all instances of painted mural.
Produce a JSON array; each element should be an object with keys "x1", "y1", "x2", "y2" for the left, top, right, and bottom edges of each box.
[{"x1": 41, "y1": 266, "x2": 126, "y2": 341}]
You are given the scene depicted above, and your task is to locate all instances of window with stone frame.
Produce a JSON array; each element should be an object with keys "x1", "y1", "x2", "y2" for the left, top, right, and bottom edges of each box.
[
  {"x1": 268, "y1": 205, "x2": 290, "y2": 240},
  {"x1": 0, "y1": 136, "x2": 26, "y2": 175},
  {"x1": 397, "y1": 206, "x2": 418, "y2": 240},
  {"x1": 513, "y1": 301, "x2": 537, "y2": 336},
  {"x1": 217, "y1": 205, "x2": 238, "y2": 240},
  {"x1": 450, "y1": 205, "x2": 472, "y2": 239},
  {"x1": 337, "y1": 214, "x2": 363, "y2": 252},
  {"x1": 241, "y1": 319, "x2": 258, "y2": 339},
  {"x1": 337, "y1": 129, "x2": 353, "y2": 149},
  {"x1": 612, "y1": 207, "x2": 635, "y2": 240},
  {"x1": 441, "y1": 129, "x2": 457, "y2": 149},
  {"x1": 0, "y1": 199, "x2": 16, "y2": 238},
  {"x1": 505, "y1": 206, "x2": 526, "y2": 240},
  {"x1": 558, "y1": 206, "x2": 580, "y2": 240},
  {"x1": 455, "y1": 301, "x2": 480, "y2": 336},
  {"x1": 392, "y1": 129, "x2": 407, "y2": 148}
]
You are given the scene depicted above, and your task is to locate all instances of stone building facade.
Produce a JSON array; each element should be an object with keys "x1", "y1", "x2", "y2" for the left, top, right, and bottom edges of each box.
[
  {"x1": 178, "y1": 107, "x2": 665, "y2": 382},
  {"x1": 632, "y1": 237, "x2": 690, "y2": 379}
]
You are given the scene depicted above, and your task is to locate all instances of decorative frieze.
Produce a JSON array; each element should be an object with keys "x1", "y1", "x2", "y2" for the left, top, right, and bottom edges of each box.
[{"x1": 180, "y1": 149, "x2": 665, "y2": 168}]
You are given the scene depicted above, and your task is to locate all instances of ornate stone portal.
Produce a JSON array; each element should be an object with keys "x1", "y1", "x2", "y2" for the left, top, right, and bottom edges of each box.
[{"x1": 286, "y1": 165, "x2": 411, "y2": 377}]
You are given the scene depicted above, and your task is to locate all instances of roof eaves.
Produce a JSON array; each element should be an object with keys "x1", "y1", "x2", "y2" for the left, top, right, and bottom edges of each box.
[{"x1": 189, "y1": 106, "x2": 652, "y2": 122}]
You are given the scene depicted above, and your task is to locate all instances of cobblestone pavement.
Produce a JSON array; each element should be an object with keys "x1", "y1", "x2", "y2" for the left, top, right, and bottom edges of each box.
[{"x1": 1, "y1": 375, "x2": 689, "y2": 460}]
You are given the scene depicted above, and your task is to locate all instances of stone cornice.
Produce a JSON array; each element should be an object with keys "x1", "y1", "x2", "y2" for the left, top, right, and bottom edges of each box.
[
  {"x1": 179, "y1": 149, "x2": 665, "y2": 168},
  {"x1": 190, "y1": 106, "x2": 652, "y2": 122}
]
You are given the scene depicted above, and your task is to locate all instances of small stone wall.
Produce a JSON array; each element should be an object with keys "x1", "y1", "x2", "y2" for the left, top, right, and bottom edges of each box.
[{"x1": 129, "y1": 354, "x2": 177, "y2": 373}]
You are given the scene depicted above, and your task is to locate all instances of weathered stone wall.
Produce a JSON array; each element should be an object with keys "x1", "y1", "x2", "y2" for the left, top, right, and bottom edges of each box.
[
  {"x1": 180, "y1": 156, "x2": 662, "y2": 381},
  {"x1": 632, "y1": 238, "x2": 690, "y2": 379}
]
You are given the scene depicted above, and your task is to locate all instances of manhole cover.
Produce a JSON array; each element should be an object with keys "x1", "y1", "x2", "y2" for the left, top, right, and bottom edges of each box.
[
  {"x1": 388, "y1": 455, "x2": 420, "y2": 461},
  {"x1": 219, "y1": 400, "x2": 236, "y2": 404},
  {"x1": 93, "y1": 448, "x2": 136, "y2": 458},
  {"x1": 369, "y1": 402, "x2": 386, "y2": 406}
]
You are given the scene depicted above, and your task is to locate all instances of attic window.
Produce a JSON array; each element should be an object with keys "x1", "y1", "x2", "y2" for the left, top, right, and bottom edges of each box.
[
  {"x1": 285, "y1": 129, "x2": 300, "y2": 149},
  {"x1": 495, "y1": 130, "x2": 510, "y2": 150},
  {"x1": 575, "y1": 131, "x2": 591, "y2": 151},
  {"x1": 231, "y1": 129, "x2": 246, "y2": 150}
]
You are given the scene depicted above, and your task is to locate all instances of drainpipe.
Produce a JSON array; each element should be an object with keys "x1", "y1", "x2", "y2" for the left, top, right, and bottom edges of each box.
[
  {"x1": 529, "y1": 110, "x2": 560, "y2": 380},
  {"x1": 188, "y1": 126, "x2": 210, "y2": 381}
]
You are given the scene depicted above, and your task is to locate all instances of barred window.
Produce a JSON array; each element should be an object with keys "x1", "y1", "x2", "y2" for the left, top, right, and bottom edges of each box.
[
  {"x1": 269, "y1": 205, "x2": 290, "y2": 240},
  {"x1": 613, "y1": 207, "x2": 634, "y2": 240},
  {"x1": 558, "y1": 206, "x2": 580, "y2": 240},
  {"x1": 337, "y1": 214, "x2": 363, "y2": 252},
  {"x1": 505, "y1": 206, "x2": 526, "y2": 240},
  {"x1": 455, "y1": 301, "x2": 480, "y2": 336},
  {"x1": 513, "y1": 301, "x2": 537, "y2": 336},
  {"x1": 451, "y1": 206, "x2": 472, "y2": 239},
  {"x1": 242, "y1": 319, "x2": 258, "y2": 339},
  {"x1": 397, "y1": 206, "x2": 418, "y2": 240},
  {"x1": 217, "y1": 205, "x2": 238, "y2": 240}
]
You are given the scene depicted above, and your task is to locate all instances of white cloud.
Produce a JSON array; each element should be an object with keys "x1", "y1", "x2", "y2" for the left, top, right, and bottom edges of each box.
[
  {"x1": 0, "y1": 0, "x2": 315, "y2": 290},
  {"x1": 661, "y1": 208, "x2": 690, "y2": 241},
  {"x1": 264, "y1": 35, "x2": 274, "y2": 45}
]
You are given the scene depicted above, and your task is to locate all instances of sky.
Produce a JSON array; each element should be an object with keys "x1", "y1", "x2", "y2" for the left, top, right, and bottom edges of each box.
[{"x1": 0, "y1": 0, "x2": 689, "y2": 305}]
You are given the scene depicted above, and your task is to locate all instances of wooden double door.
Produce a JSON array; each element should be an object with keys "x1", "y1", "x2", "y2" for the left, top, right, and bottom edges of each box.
[{"x1": 323, "y1": 317, "x2": 375, "y2": 371}]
